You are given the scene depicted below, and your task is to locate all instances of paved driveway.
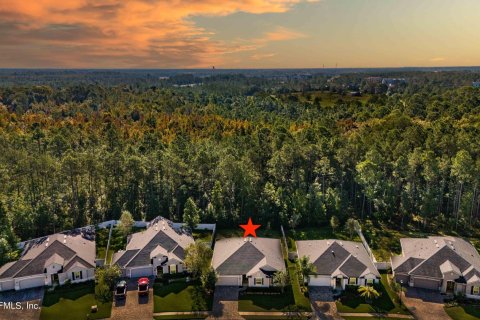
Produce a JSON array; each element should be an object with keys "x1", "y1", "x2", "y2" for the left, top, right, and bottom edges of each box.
[
  {"x1": 0, "y1": 288, "x2": 44, "y2": 320},
  {"x1": 207, "y1": 286, "x2": 243, "y2": 320},
  {"x1": 111, "y1": 278, "x2": 153, "y2": 320},
  {"x1": 309, "y1": 287, "x2": 342, "y2": 320},
  {"x1": 402, "y1": 288, "x2": 450, "y2": 320}
]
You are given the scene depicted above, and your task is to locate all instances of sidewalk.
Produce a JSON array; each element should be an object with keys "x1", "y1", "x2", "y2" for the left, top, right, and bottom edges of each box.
[{"x1": 338, "y1": 312, "x2": 414, "y2": 319}]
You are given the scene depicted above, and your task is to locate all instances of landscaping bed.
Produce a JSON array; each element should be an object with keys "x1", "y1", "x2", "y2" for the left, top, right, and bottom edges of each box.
[
  {"x1": 153, "y1": 280, "x2": 212, "y2": 312},
  {"x1": 40, "y1": 282, "x2": 111, "y2": 320}
]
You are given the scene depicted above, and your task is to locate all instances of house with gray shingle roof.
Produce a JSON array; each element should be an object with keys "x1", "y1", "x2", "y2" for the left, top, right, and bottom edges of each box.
[
  {"x1": 392, "y1": 236, "x2": 480, "y2": 299},
  {"x1": 212, "y1": 237, "x2": 285, "y2": 287},
  {"x1": 112, "y1": 216, "x2": 194, "y2": 278},
  {"x1": 0, "y1": 228, "x2": 95, "y2": 292},
  {"x1": 296, "y1": 240, "x2": 380, "y2": 289}
]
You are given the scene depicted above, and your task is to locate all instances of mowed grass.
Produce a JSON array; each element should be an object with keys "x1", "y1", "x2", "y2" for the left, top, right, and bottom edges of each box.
[
  {"x1": 40, "y1": 282, "x2": 111, "y2": 320},
  {"x1": 336, "y1": 273, "x2": 409, "y2": 315},
  {"x1": 153, "y1": 280, "x2": 213, "y2": 312},
  {"x1": 445, "y1": 304, "x2": 480, "y2": 320},
  {"x1": 239, "y1": 287, "x2": 295, "y2": 312}
]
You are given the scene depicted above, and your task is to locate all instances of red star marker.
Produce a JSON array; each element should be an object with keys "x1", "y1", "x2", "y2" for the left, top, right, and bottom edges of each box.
[{"x1": 240, "y1": 217, "x2": 261, "y2": 238}]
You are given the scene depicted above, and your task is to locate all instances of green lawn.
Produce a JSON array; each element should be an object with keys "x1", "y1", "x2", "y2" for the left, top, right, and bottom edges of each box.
[
  {"x1": 445, "y1": 304, "x2": 480, "y2": 320},
  {"x1": 286, "y1": 226, "x2": 361, "y2": 250},
  {"x1": 239, "y1": 287, "x2": 295, "y2": 312},
  {"x1": 153, "y1": 280, "x2": 213, "y2": 312},
  {"x1": 40, "y1": 282, "x2": 111, "y2": 320},
  {"x1": 336, "y1": 274, "x2": 409, "y2": 315}
]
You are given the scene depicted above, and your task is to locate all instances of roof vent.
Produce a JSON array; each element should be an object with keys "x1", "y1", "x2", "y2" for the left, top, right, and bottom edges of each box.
[
  {"x1": 356, "y1": 245, "x2": 359, "y2": 248},
  {"x1": 47, "y1": 237, "x2": 50, "y2": 242},
  {"x1": 434, "y1": 239, "x2": 437, "y2": 243},
  {"x1": 436, "y1": 244, "x2": 439, "y2": 248},
  {"x1": 63, "y1": 239, "x2": 67, "y2": 244},
  {"x1": 249, "y1": 237, "x2": 252, "y2": 242},
  {"x1": 339, "y1": 241, "x2": 343, "y2": 246},
  {"x1": 64, "y1": 235, "x2": 67, "y2": 239},
  {"x1": 244, "y1": 238, "x2": 247, "y2": 242},
  {"x1": 327, "y1": 241, "x2": 330, "y2": 245},
  {"x1": 45, "y1": 242, "x2": 49, "y2": 247}
]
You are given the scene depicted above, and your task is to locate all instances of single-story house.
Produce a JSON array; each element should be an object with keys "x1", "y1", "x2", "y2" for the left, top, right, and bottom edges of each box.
[
  {"x1": 112, "y1": 216, "x2": 194, "y2": 278},
  {"x1": 212, "y1": 237, "x2": 285, "y2": 287},
  {"x1": 392, "y1": 236, "x2": 480, "y2": 299},
  {"x1": 0, "y1": 228, "x2": 96, "y2": 292},
  {"x1": 296, "y1": 239, "x2": 380, "y2": 289}
]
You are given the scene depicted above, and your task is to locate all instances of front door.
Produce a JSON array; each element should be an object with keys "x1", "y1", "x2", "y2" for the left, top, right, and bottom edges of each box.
[
  {"x1": 51, "y1": 273, "x2": 59, "y2": 285},
  {"x1": 335, "y1": 277, "x2": 342, "y2": 288},
  {"x1": 446, "y1": 281, "x2": 455, "y2": 293}
]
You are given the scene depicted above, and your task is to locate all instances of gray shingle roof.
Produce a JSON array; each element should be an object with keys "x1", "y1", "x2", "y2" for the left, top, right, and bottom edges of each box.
[
  {"x1": 15, "y1": 241, "x2": 76, "y2": 277},
  {"x1": 410, "y1": 246, "x2": 470, "y2": 278},
  {"x1": 313, "y1": 242, "x2": 350, "y2": 275},
  {"x1": 212, "y1": 237, "x2": 285, "y2": 277},
  {"x1": 392, "y1": 257, "x2": 423, "y2": 274},
  {"x1": 393, "y1": 236, "x2": 480, "y2": 281},
  {"x1": 296, "y1": 240, "x2": 380, "y2": 278},
  {"x1": 339, "y1": 256, "x2": 367, "y2": 277},
  {"x1": 112, "y1": 216, "x2": 194, "y2": 268},
  {"x1": 216, "y1": 242, "x2": 265, "y2": 275},
  {"x1": 126, "y1": 231, "x2": 178, "y2": 267},
  {"x1": 0, "y1": 260, "x2": 31, "y2": 279},
  {"x1": 0, "y1": 229, "x2": 95, "y2": 280},
  {"x1": 115, "y1": 250, "x2": 139, "y2": 267}
]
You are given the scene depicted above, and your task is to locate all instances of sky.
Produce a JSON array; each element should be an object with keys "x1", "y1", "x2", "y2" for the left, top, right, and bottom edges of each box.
[{"x1": 0, "y1": 0, "x2": 479, "y2": 68}]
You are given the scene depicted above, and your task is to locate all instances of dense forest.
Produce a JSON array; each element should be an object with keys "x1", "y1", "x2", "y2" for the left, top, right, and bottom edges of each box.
[{"x1": 0, "y1": 69, "x2": 480, "y2": 263}]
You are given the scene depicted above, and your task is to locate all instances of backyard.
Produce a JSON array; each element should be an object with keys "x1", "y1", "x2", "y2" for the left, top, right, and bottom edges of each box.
[
  {"x1": 40, "y1": 282, "x2": 111, "y2": 320},
  {"x1": 153, "y1": 279, "x2": 213, "y2": 313},
  {"x1": 336, "y1": 273, "x2": 409, "y2": 315},
  {"x1": 285, "y1": 226, "x2": 361, "y2": 252},
  {"x1": 445, "y1": 304, "x2": 480, "y2": 320}
]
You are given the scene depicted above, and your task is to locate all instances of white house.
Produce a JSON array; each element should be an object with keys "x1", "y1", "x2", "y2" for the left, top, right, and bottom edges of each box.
[
  {"x1": 392, "y1": 236, "x2": 480, "y2": 299},
  {"x1": 296, "y1": 239, "x2": 380, "y2": 290},
  {"x1": 212, "y1": 237, "x2": 286, "y2": 287},
  {"x1": 0, "y1": 228, "x2": 96, "y2": 292},
  {"x1": 112, "y1": 216, "x2": 194, "y2": 278}
]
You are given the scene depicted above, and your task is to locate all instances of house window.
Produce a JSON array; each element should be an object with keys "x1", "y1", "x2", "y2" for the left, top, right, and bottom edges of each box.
[
  {"x1": 349, "y1": 277, "x2": 357, "y2": 285},
  {"x1": 254, "y1": 278, "x2": 264, "y2": 285},
  {"x1": 72, "y1": 271, "x2": 83, "y2": 280},
  {"x1": 169, "y1": 264, "x2": 177, "y2": 274},
  {"x1": 366, "y1": 278, "x2": 374, "y2": 285},
  {"x1": 472, "y1": 286, "x2": 480, "y2": 295}
]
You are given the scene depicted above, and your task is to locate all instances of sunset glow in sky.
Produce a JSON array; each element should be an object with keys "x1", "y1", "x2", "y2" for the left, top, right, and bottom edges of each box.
[{"x1": 1, "y1": 0, "x2": 479, "y2": 68}]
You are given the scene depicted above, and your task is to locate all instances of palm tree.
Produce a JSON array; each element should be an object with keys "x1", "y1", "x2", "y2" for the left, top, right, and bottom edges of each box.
[
  {"x1": 298, "y1": 256, "x2": 316, "y2": 284},
  {"x1": 358, "y1": 285, "x2": 380, "y2": 303}
]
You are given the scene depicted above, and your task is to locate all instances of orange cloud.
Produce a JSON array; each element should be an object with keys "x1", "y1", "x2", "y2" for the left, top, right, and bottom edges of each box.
[
  {"x1": 259, "y1": 26, "x2": 307, "y2": 42},
  {"x1": 0, "y1": 0, "x2": 313, "y2": 67}
]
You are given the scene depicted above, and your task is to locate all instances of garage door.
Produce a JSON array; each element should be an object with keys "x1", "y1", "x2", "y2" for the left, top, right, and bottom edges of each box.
[
  {"x1": 413, "y1": 277, "x2": 440, "y2": 290},
  {"x1": 309, "y1": 275, "x2": 332, "y2": 287},
  {"x1": 18, "y1": 276, "x2": 45, "y2": 290},
  {"x1": 130, "y1": 266, "x2": 153, "y2": 278},
  {"x1": 216, "y1": 276, "x2": 240, "y2": 286}
]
